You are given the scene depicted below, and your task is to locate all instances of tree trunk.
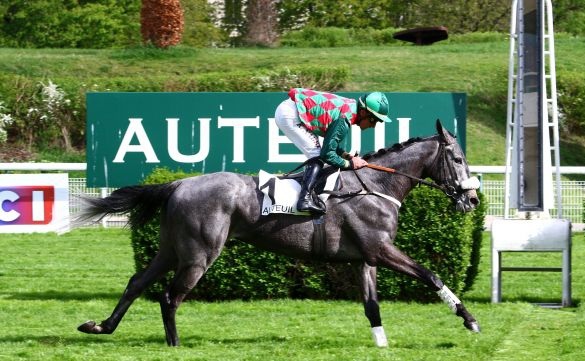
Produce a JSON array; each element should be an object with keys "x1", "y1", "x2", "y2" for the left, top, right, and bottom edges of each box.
[
  {"x1": 243, "y1": 0, "x2": 278, "y2": 47},
  {"x1": 60, "y1": 124, "x2": 73, "y2": 152}
]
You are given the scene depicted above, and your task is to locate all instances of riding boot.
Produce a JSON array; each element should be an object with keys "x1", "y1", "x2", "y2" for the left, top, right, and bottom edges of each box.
[{"x1": 297, "y1": 160, "x2": 326, "y2": 214}]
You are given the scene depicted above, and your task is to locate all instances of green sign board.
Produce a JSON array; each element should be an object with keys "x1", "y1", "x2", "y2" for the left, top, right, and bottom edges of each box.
[{"x1": 86, "y1": 92, "x2": 466, "y2": 187}]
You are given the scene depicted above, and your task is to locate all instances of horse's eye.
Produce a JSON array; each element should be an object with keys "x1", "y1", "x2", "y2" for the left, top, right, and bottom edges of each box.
[{"x1": 454, "y1": 157, "x2": 463, "y2": 164}]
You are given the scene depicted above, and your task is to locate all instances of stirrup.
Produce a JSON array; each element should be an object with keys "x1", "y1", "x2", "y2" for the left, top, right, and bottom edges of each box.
[
  {"x1": 298, "y1": 203, "x2": 326, "y2": 215},
  {"x1": 297, "y1": 195, "x2": 326, "y2": 215}
]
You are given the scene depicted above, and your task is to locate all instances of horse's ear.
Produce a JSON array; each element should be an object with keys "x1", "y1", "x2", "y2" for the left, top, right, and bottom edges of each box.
[{"x1": 436, "y1": 119, "x2": 454, "y2": 144}]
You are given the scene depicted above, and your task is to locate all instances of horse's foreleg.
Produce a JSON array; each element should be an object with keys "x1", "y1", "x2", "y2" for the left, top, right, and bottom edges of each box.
[
  {"x1": 376, "y1": 243, "x2": 480, "y2": 333},
  {"x1": 358, "y1": 263, "x2": 388, "y2": 347},
  {"x1": 160, "y1": 263, "x2": 206, "y2": 346},
  {"x1": 78, "y1": 253, "x2": 172, "y2": 335},
  {"x1": 437, "y1": 285, "x2": 481, "y2": 332}
]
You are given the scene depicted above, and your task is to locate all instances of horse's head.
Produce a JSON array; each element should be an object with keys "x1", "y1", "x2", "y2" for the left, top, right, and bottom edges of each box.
[{"x1": 430, "y1": 120, "x2": 480, "y2": 212}]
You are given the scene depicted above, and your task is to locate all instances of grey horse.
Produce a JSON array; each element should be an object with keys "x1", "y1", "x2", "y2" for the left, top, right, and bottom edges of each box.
[{"x1": 77, "y1": 120, "x2": 481, "y2": 347}]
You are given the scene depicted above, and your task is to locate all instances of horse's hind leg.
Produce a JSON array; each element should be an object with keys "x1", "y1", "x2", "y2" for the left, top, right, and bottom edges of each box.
[
  {"x1": 358, "y1": 263, "x2": 388, "y2": 347},
  {"x1": 159, "y1": 263, "x2": 207, "y2": 346},
  {"x1": 376, "y1": 243, "x2": 480, "y2": 333},
  {"x1": 78, "y1": 252, "x2": 173, "y2": 335}
]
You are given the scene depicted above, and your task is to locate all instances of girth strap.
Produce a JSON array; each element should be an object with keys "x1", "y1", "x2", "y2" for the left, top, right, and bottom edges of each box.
[
  {"x1": 321, "y1": 169, "x2": 402, "y2": 208},
  {"x1": 311, "y1": 215, "x2": 327, "y2": 258},
  {"x1": 358, "y1": 190, "x2": 402, "y2": 208}
]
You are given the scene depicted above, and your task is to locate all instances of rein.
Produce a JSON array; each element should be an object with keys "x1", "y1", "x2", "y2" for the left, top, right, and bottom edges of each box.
[
  {"x1": 364, "y1": 163, "x2": 456, "y2": 198},
  {"x1": 284, "y1": 140, "x2": 460, "y2": 206},
  {"x1": 360, "y1": 140, "x2": 462, "y2": 200},
  {"x1": 365, "y1": 164, "x2": 444, "y2": 192}
]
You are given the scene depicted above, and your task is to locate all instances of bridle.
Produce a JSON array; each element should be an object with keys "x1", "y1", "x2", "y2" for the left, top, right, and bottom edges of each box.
[{"x1": 428, "y1": 141, "x2": 463, "y2": 199}]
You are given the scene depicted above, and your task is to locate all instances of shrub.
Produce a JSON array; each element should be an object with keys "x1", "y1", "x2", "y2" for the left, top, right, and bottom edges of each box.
[
  {"x1": 446, "y1": 32, "x2": 508, "y2": 44},
  {"x1": 557, "y1": 70, "x2": 585, "y2": 135},
  {"x1": 132, "y1": 169, "x2": 487, "y2": 302},
  {"x1": 0, "y1": 76, "x2": 85, "y2": 150},
  {"x1": 279, "y1": 27, "x2": 511, "y2": 48},
  {"x1": 464, "y1": 191, "x2": 488, "y2": 292},
  {"x1": 181, "y1": 0, "x2": 227, "y2": 48},
  {"x1": 555, "y1": 11, "x2": 585, "y2": 36},
  {"x1": 0, "y1": 65, "x2": 349, "y2": 150},
  {"x1": 280, "y1": 26, "x2": 402, "y2": 48},
  {"x1": 0, "y1": 0, "x2": 140, "y2": 48},
  {"x1": 62, "y1": 3, "x2": 140, "y2": 49},
  {"x1": 0, "y1": 101, "x2": 13, "y2": 144},
  {"x1": 376, "y1": 187, "x2": 483, "y2": 302},
  {"x1": 191, "y1": 241, "x2": 294, "y2": 300}
]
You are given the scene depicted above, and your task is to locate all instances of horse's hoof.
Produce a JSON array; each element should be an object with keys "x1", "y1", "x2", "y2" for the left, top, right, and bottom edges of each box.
[
  {"x1": 464, "y1": 320, "x2": 481, "y2": 333},
  {"x1": 78, "y1": 320, "x2": 103, "y2": 334}
]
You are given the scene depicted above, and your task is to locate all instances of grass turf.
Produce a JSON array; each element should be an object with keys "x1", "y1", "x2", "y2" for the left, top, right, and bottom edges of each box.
[{"x1": 0, "y1": 228, "x2": 583, "y2": 360}]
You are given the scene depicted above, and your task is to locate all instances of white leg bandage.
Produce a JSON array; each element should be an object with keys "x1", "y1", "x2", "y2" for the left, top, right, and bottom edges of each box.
[
  {"x1": 371, "y1": 326, "x2": 388, "y2": 347},
  {"x1": 437, "y1": 285, "x2": 461, "y2": 313}
]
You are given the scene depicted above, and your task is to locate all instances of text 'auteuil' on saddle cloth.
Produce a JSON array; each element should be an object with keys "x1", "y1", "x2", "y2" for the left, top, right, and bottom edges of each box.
[{"x1": 258, "y1": 170, "x2": 339, "y2": 216}]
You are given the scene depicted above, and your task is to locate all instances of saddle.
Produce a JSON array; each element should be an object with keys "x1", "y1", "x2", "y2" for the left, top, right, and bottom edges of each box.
[{"x1": 258, "y1": 166, "x2": 342, "y2": 216}]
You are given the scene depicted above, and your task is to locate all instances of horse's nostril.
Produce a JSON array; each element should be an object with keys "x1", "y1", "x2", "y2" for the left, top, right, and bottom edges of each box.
[{"x1": 470, "y1": 197, "x2": 480, "y2": 206}]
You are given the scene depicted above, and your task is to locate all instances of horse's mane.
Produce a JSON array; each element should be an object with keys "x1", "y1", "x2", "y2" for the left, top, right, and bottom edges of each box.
[{"x1": 362, "y1": 135, "x2": 437, "y2": 161}]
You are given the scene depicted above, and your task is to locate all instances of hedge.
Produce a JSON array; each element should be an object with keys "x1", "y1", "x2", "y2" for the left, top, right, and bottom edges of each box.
[
  {"x1": 280, "y1": 26, "x2": 403, "y2": 48},
  {"x1": 280, "y1": 28, "x2": 512, "y2": 49},
  {"x1": 131, "y1": 168, "x2": 487, "y2": 302}
]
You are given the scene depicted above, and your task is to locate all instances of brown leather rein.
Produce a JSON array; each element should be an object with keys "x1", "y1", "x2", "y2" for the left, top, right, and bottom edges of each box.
[{"x1": 365, "y1": 164, "x2": 455, "y2": 197}]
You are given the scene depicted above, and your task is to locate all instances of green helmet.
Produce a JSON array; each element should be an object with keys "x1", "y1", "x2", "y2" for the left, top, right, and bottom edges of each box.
[{"x1": 358, "y1": 92, "x2": 391, "y2": 123}]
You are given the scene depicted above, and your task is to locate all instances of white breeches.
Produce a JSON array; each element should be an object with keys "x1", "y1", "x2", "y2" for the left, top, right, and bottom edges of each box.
[{"x1": 274, "y1": 99, "x2": 321, "y2": 159}]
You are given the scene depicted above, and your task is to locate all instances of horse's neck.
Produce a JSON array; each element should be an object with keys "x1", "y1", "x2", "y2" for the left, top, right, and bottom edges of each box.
[
  {"x1": 395, "y1": 141, "x2": 438, "y2": 176},
  {"x1": 368, "y1": 140, "x2": 439, "y2": 201}
]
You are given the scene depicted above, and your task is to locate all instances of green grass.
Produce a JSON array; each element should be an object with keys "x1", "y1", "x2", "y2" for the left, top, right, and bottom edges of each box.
[
  {"x1": 0, "y1": 228, "x2": 583, "y2": 360},
  {"x1": 0, "y1": 42, "x2": 513, "y2": 90},
  {"x1": 1, "y1": 37, "x2": 585, "y2": 167}
]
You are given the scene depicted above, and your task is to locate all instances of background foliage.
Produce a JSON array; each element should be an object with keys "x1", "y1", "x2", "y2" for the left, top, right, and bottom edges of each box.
[
  {"x1": 131, "y1": 168, "x2": 487, "y2": 301},
  {"x1": 557, "y1": 70, "x2": 585, "y2": 134},
  {"x1": 0, "y1": 0, "x2": 141, "y2": 48},
  {"x1": 0, "y1": 64, "x2": 348, "y2": 149},
  {"x1": 1, "y1": 36, "x2": 585, "y2": 167},
  {"x1": 1, "y1": 1, "x2": 585, "y2": 153},
  {"x1": 1, "y1": 0, "x2": 584, "y2": 49},
  {"x1": 2, "y1": 31, "x2": 585, "y2": 151}
]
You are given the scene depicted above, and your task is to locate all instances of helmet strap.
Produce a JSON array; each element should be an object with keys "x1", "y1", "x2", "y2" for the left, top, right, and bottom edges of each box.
[{"x1": 359, "y1": 94, "x2": 368, "y2": 111}]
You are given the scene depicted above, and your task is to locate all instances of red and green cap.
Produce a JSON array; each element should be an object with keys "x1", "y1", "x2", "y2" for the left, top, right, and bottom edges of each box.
[{"x1": 358, "y1": 92, "x2": 391, "y2": 123}]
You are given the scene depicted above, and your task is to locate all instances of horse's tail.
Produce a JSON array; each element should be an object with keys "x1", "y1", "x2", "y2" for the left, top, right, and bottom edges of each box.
[{"x1": 74, "y1": 182, "x2": 181, "y2": 228}]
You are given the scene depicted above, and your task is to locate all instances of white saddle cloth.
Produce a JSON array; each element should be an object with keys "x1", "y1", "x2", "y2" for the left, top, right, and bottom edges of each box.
[{"x1": 258, "y1": 169, "x2": 339, "y2": 216}]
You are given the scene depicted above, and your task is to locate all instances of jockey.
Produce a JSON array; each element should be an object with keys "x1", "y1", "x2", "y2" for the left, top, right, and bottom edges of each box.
[{"x1": 274, "y1": 88, "x2": 392, "y2": 215}]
